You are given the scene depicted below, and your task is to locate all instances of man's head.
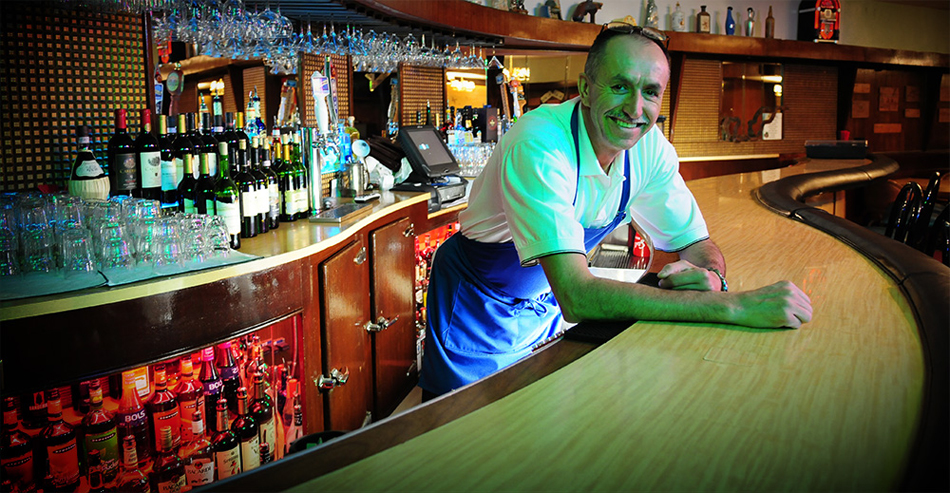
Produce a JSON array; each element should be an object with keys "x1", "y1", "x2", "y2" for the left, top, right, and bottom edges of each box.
[{"x1": 578, "y1": 25, "x2": 671, "y2": 165}]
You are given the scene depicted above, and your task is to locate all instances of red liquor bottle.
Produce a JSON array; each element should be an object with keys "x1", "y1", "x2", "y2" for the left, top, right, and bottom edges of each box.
[
  {"x1": 232, "y1": 388, "x2": 260, "y2": 472},
  {"x1": 147, "y1": 365, "x2": 181, "y2": 454},
  {"x1": 151, "y1": 426, "x2": 186, "y2": 493},
  {"x1": 178, "y1": 410, "x2": 215, "y2": 490},
  {"x1": 249, "y1": 372, "x2": 277, "y2": 468},
  {"x1": 198, "y1": 347, "x2": 224, "y2": 438},
  {"x1": 174, "y1": 355, "x2": 205, "y2": 445},
  {"x1": 210, "y1": 398, "x2": 241, "y2": 481},
  {"x1": 40, "y1": 389, "x2": 80, "y2": 492},
  {"x1": 1, "y1": 396, "x2": 35, "y2": 492},
  {"x1": 215, "y1": 342, "x2": 241, "y2": 414},
  {"x1": 115, "y1": 435, "x2": 151, "y2": 492},
  {"x1": 117, "y1": 369, "x2": 152, "y2": 470}
]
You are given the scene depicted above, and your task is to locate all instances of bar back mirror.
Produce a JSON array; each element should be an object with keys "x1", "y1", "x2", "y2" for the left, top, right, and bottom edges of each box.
[{"x1": 719, "y1": 62, "x2": 784, "y2": 142}]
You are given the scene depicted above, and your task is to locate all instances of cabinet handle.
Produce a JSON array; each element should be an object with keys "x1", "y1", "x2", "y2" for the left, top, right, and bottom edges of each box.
[
  {"x1": 403, "y1": 223, "x2": 415, "y2": 237},
  {"x1": 315, "y1": 367, "x2": 350, "y2": 391},
  {"x1": 364, "y1": 315, "x2": 399, "y2": 332},
  {"x1": 353, "y1": 246, "x2": 367, "y2": 265}
]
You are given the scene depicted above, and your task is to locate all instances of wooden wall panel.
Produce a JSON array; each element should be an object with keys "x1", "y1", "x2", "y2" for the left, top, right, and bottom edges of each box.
[
  {"x1": 845, "y1": 68, "x2": 940, "y2": 153},
  {"x1": 300, "y1": 53, "x2": 352, "y2": 128},
  {"x1": 399, "y1": 64, "x2": 445, "y2": 127}
]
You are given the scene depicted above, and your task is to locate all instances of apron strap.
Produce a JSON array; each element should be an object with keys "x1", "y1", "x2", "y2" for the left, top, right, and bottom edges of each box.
[{"x1": 570, "y1": 102, "x2": 631, "y2": 217}]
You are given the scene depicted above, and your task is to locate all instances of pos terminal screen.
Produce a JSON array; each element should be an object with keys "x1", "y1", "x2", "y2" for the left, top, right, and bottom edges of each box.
[{"x1": 398, "y1": 126, "x2": 460, "y2": 181}]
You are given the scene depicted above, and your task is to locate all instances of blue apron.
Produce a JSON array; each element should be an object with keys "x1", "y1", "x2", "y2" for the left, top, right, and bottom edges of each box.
[{"x1": 419, "y1": 104, "x2": 631, "y2": 395}]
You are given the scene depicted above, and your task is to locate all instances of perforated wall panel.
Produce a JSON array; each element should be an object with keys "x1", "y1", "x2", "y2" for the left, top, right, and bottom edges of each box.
[{"x1": 399, "y1": 65, "x2": 445, "y2": 127}]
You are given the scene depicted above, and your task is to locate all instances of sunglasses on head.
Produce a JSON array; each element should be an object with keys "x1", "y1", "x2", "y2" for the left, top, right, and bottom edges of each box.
[{"x1": 600, "y1": 22, "x2": 670, "y2": 51}]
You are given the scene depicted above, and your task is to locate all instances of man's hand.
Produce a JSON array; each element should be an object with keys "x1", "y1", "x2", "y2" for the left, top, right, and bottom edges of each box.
[
  {"x1": 657, "y1": 260, "x2": 722, "y2": 291},
  {"x1": 731, "y1": 281, "x2": 813, "y2": 329}
]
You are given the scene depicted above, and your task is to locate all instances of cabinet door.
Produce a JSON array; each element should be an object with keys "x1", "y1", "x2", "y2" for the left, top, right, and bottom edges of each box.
[
  {"x1": 370, "y1": 217, "x2": 417, "y2": 417},
  {"x1": 319, "y1": 238, "x2": 372, "y2": 431}
]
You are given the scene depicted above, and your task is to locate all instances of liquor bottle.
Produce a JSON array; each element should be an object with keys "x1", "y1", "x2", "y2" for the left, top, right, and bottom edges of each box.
[
  {"x1": 280, "y1": 379, "x2": 298, "y2": 454},
  {"x1": 290, "y1": 133, "x2": 310, "y2": 219},
  {"x1": 213, "y1": 142, "x2": 242, "y2": 249},
  {"x1": 195, "y1": 153, "x2": 216, "y2": 216},
  {"x1": 178, "y1": 410, "x2": 214, "y2": 490},
  {"x1": 249, "y1": 372, "x2": 277, "y2": 467},
  {"x1": 276, "y1": 135, "x2": 297, "y2": 223},
  {"x1": 199, "y1": 113, "x2": 220, "y2": 180},
  {"x1": 1, "y1": 396, "x2": 35, "y2": 493},
  {"x1": 173, "y1": 356, "x2": 204, "y2": 445},
  {"x1": 210, "y1": 398, "x2": 241, "y2": 481},
  {"x1": 234, "y1": 112, "x2": 252, "y2": 151},
  {"x1": 117, "y1": 369, "x2": 152, "y2": 470},
  {"x1": 177, "y1": 149, "x2": 198, "y2": 214},
  {"x1": 115, "y1": 435, "x2": 150, "y2": 492},
  {"x1": 20, "y1": 392, "x2": 47, "y2": 431},
  {"x1": 258, "y1": 137, "x2": 281, "y2": 230},
  {"x1": 40, "y1": 389, "x2": 81, "y2": 492},
  {"x1": 285, "y1": 392, "x2": 303, "y2": 454},
  {"x1": 671, "y1": 2, "x2": 687, "y2": 32},
  {"x1": 746, "y1": 7, "x2": 756, "y2": 36},
  {"x1": 765, "y1": 5, "x2": 775, "y2": 39},
  {"x1": 82, "y1": 381, "x2": 120, "y2": 487},
  {"x1": 147, "y1": 364, "x2": 181, "y2": 454},
  {"x1": 233, "y1": 140, "x2": 260, "y2": 239},
  {"x1": 68, "y1": 125, "x2": 111, "y2": 201},
  {"x1": 245, "y1": 87, "x2": 267, "y2": 138},
  {"x1": 172, "y1": 114, "x2": 195, "y2": 190},
  {"x1": 197, "y1": 347, "x2": 224, "y2": 436},
  {"x1": 232, "y1": 388, "x2": 260, "y2": 472},
  {"x1": 151, "y1": 426, "x2": 186, "y2": 493},
  {"x1": 725, "y1": 6, "x2": 736, "y2": 35},
  {"x1": 109, "y1": 109, "x2": 138, "y2": 196},
  {"x1": 87, "y1": 448, "x2": 107, "y2": 493},
  {"x1": 696, "y1": 5, "x2": 711, "y2": 33},
  {"x1": 215, "y1": 342, "x2": 241, "y2": 414},
  {"x1": 249, "y1": 137, "x2": 272, "y2": 234},
  {"x1": 157, "y1": 115, "x2": 179, "y2": 211},
  {"x1": 185, "y1": 113, "x2": 205, "y2": 178},
  {"x1": 136, "y1": 108, "x2": 163, "y2": 200}
]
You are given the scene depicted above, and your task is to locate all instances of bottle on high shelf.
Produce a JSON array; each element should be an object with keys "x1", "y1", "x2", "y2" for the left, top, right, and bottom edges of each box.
[
  {"x1": 136, "y1": 108, "x2": 162, "y2": 200},
  {"x1": 257, "y1": 136, "x2": 280, "y2": 230},
  {"x1": 178, "y1": 148, "x2": 199, "y2": 214},
  {"x1": 232, "y1": 387, "x2": 260, "y2": 472},
  {"x1": 174, "y1": 355, "x2": 205, "y2": 445},
  {"x1": 1, "y1": 396, "x2": 35, "y2": 493},
  {"x1": 117, "y1": 369, "x2": 152, "y2": 471},
  {"x1": 198, "y1": 347, "x2": 224, "y2": 437},
  {"x1": 290, "y1": 133, "x2": 310, "y2": 219},
  {"x1": 213, "y1": 142, "x2": 241, "y2": 249},
  {"x1": 109, "y1": 109, "x2": 138, "y2": 196},
  {"x1": 172, "y1": 114, "x2": 195, "y2": 192},
  {"x1": 68, "y1": 124, "x2": 110, "y2": 201},
  {"x1": 115, "y1": 435, "x2": 150, "y2": 492},
  {"x1": 185, "y1": 113, "x2": 205, "y2": 178},
  {"x1": 40, "y1": 389, "x2": 81, "y2": 492},
  {"x1": 216, "y1": 341, "x2": 242, "y2": 414},
  {"x1": 276, "y1": 134, "x2": 298, "y2": 223},
  {"x1": 245, "y1": 87, "x2": 267, "y2": 138},
  {"x1": 195, "y1": 153, "x2": 217, "y2": 216},
  {"x1": 151, "y1": 426, "x2": 186, "y2": 493},
  {"x1": 249, "y1": 371, "x2": 277, "y2": 467},
  {"x1": 234, "y1": 139, "x2": 260, "y2": 239},
  {"x1": 82, "y1": 380, "x2": 120, "y2": 488},
  {"x1": 178, "y1": 409, "x2": 214, "y2": 490},
  {"x1": 248, "y1": 137, "x2": 271, "y2": 234},
  {"x1": 210, "y1": 398, "x2": 241, "y2": 481},
  {"x1": 157, "y1": 115, "x2": 180, "y2": 211},
  {"x1": 147, "y1": 364, "x2": 181, "y2": 454},
  {"x1": 87, "y1": 448, "x2": 107, "y2": 493}
]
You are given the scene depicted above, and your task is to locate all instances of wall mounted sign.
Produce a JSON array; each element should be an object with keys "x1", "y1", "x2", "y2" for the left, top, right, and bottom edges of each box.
[
  {"x1": 852, "y1": 100, "x2": 870, "y2": 119},
  {"x1": 879, "y1": 87, "x2": 899, "y2": 112}
]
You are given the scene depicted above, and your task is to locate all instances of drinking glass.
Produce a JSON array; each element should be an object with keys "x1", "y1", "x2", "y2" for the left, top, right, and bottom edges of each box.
[
  {"x1": 60, "y1": 228, "x2": 98, "y2": 280},
  {"x1": 18, "y1": 196, "x2": 55, "y2": 274},
  {"x1": 152, "y1": 234, "x2": 184, "y2": 275},
  {"x1": 0, "y1": 227, "x2": 19, "y2": 277}
]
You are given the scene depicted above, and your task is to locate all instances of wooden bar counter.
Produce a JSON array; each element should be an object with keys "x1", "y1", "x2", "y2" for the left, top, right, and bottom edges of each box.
[{"x1": 224, "y1": 156, "x2": 944, "y2": 492}]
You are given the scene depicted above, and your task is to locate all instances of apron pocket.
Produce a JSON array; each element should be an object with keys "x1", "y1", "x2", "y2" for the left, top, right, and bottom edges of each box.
[{"x1": 443, "y1": 278, "x2": 558, "y2": 355}]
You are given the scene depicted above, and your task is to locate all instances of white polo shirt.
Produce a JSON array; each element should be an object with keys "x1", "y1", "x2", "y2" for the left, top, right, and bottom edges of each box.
[{"x1": 459, "y1": 98, "x2": 708, "y2": 265}]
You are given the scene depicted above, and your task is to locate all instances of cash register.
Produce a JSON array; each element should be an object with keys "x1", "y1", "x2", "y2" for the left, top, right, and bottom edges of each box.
[{"x1": 390, "y1": 125, "x2": 468, "y2": 212}]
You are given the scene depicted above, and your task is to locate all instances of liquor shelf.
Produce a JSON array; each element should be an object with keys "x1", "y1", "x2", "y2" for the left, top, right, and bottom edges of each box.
[{"x1": 202, "y1": 155, "x2": 946, "y2": 492}]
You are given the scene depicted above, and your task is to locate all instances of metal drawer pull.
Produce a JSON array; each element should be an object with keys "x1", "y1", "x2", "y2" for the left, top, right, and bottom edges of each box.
[
  {"x1": 403, "y1": 224, "x2": 415, "y2": 237},
  {"x1": 364, "y1": 315, "x2": 399, "y2": 332},
  {"x1": 316, "y1": 367, "x2": 350, "y2": 390},
  {"x1": 354, "y1": 246, "x2": 367, "y2": 265}
]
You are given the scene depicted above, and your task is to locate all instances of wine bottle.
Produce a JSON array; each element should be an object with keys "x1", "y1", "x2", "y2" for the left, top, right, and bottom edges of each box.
[
  {"x1": 199, "y1": 113, "x2": 220, "y2": 180},
  {"x1": 178, "y1": 149, "x2": 199, "y2": 214},
  {"x1": 235, "y1": 112, "x2": 252, "y2": 152},
  {"x1": 81, "y1": 381, "x2": 120, "y2": 487},
  {"x1": 249, "y1": 137, "x2": 270, "y2": 234},
  {"x1": 261, "y1": 137, "x2": 281, "y2": 230},
  {"x1": 233, "y1": 140, "x2": 260, "y2": 239},
  {"x1": 174, "y1": 356, "x2": 204, "y2": 445},
  {"x1": 281, "y1": 378, "x2": 298, "y2": 454},
  {"x1": 213, "y1": 143, "x2": 242, "y2": 249},
  {"x1": 210, "y1": 398, "x2": 241, "y2": 481},
  {"x1": 147, "y1": 364, "x2": 181, "y2": 454},
  {"x1": 136, "y1": 108, "x2": 162, "y2": 200},
  {"x1": 172, "y1": 114, "x2": 195, "y2": 192},
  {"x1": 40, "y1": 389, "x2": 81, "y2": 492},
  {"x1": 290, "y1": 134, "x2": 310, "y2": 219},
  {"x1": 68, "y1": 125, "x2": 110, "y2": 201},
  {"x1": 157, "y1": 115, "x2": 179, "y2": 211},
  {"x1": 1, "y1": 397, "x2": 35, "y2": 493},
  {"x1": 117, "y1": 369, "x2": 152, "y2": 470},
  {"x1": 197, "y1": 347, "x2": 223, "y2": 436},
  {"x1": 232, "y1": 387, "x2": 260, "y2": 472},
  {"x1": 276, "y1": 135, "x2": 297, "y2": 223},
  {"x1": 249, "y1": 371, "x2": 277, "y2": 467},
  {"x1": 151, "y1": 426, "x2": 186, "y2": 493},
  {"x1": 222, "y1": 112, "x2": 238, "y2": 155},
  {"x1": 195, "y1": 153, "x2": 216, "y2": 216},
  {"x1": 185, "y1": 113, "x2": 204, "y2": 178},
  {"x1": 179, "y1": 410, "x2": 214, "y2": 490},
  {"x1": 215, "y1": 342, "x2": 242, "y2": 414},
  {"x1": 115, "y1": 435, "x2": 150, "y2": 492},
  {"x1": 109, "y1": 109, "x2": 138, "y2": 196}
]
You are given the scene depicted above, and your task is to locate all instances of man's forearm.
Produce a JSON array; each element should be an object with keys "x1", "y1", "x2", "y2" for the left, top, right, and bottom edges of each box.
[{"x1": 677, "y1": 238, "x2": 725, "y2": 275}]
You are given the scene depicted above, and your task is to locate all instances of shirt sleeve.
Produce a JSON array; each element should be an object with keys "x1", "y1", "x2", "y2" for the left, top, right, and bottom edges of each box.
[
  {"x1": 627, "y1": 132, "x2": 709, "y2": 252},
  {"x1": 498, "y1": 137, "x2": 588, "y2": 265}
]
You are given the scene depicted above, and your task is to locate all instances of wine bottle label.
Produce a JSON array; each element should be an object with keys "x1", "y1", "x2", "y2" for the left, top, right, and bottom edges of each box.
[
  {"x1": 282, "y1": 189, "x2": 297, "y2": 215},
  {"x1": 241, "y1": 190, "x2": 256, "y2": 218},
  {"x1": 240, "y1": 436, "x2": 261, "y2": 471},
  {"x1": 174, "y1": 156, "x2": 187, "y2": 185},
  {"x1": 183, "y1": 198, "x2": 196, "y2": 214},
  {"x1": 157, "y1": 472, "x2": 187, "y2": 493},
  {"x1": 295, "y1": 189, "x2": 309, "y2": 214},
  {"x1": 184, "y1": 457, "x2": 215, "y2": 486},
  {"x1": 204, "y1": 199, "x2": 215, "y2": 215},
  {"x1": 207, "y1": 154, "x2": 218, "y2": 178},
  {"x1": 84, "y1": 428, "x2": 120, "y2": 483},
  {"x1": 46, "y1": 439, "x2": 80, "y2": 488},
  {"x1": 256, "y1": 188, "x2": 269, "y2": 216},
  {"x1": 178, "y1": 398, "x2": 203, "y2": 443},
  {"x1": 140, "y1": 151, "x2": 162, "y2": 188},
  {"x1": 1, "y1": 449, "x2": 34, "y2": 489},
  {"x1": 161, "y1": 158, "x2": 178, "y2": 191},
  {"x1": 258, "y1": 418, "x2": 277, "y2": 462},
  {"x1": 214, "y1": 448, "x2": 241, "y2": 480},
  {"x1": 114, "y1": 152, "x2": 138, "y2": 191},
  {"x1": 152, "y1": 407, "x2": 182, "y2": 449},
  {"x1": 76, "y1": 159, "x2": 105, "y2": 178},
  {"x1": 217, "y1": 201, "x2": 240, "y2": 234},
  {"x1": 269, "y1": 184, "x2": 280, "y2": 216}
]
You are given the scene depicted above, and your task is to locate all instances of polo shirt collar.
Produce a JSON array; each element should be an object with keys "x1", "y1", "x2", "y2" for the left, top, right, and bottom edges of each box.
[{"x1": 574, "y1": 100, "x2": 625, "y2": 180}]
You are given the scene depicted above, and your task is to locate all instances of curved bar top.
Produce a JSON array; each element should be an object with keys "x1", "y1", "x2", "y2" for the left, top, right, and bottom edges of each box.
[{"x1": 276, "y1": 157, "x2": 941, "y2": 491}]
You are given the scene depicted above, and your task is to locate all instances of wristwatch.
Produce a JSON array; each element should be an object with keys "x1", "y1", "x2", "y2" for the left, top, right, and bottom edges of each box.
[{"x1": 707, "y1": 267, "x2": 728, "y2": 292}]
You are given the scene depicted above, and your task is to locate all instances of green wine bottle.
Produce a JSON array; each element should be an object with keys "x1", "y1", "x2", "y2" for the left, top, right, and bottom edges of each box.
[{"x1": 213, "y1": 142, "x2": 242, "y2": 250}]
